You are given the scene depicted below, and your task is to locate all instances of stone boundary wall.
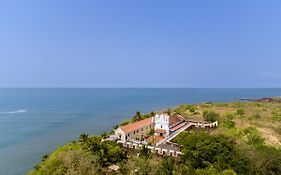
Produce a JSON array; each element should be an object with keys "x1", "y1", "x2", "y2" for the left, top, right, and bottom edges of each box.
[
  {"x1": 117, "y1": 141, "x2": 183, "y2": 157},
  {"x1": 187, "y1": 120, "x2": 218, "y2": 128}
]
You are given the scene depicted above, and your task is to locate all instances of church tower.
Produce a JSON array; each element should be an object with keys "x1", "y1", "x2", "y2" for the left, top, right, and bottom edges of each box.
[{"x1": 154, "y1": 113, "x2": 170, "y2": 136}]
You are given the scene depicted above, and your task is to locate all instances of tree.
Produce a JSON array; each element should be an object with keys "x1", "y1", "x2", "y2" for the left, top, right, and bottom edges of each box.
[
  {"x1": 42, "y1": 154, "x2": 49, "y2": 162},
  {"x1": 157, "y1": 157, "x2": 175, "y2": 175},
  {"x1": 148, "y1": 128, "x2": 155, "y2": 145},
  {"x1": 203, "y1": 110, "x2": 209, "y2": 118},
  {"x1": 59, "y1": 150, "x2": 101, "y2": 175},
  {"x1": 222, "y1": 120, "x2": 235, "y2": 129},
  {"x1": 119, "y1": 161, "x2": 129, "y2": 175},
  {"x1": 166, "y1": 108, "x2": 171, "y2": 115},
  {"x1": 139, "y1": 146, "x2": 151, "y2": 158},
  {"x1": 251, "y1": 147, "x2": 281, "y2": 175},
  {"x1": 150, "y1": 111, "x2": 155, "y2": 117},
  {"x1": 79, "y1": 133, "x2": 89, "y2": 143},
  {"x1": 120, "y1": 119, "x2": 130, "y2": 126},
  {"x1": 148, "y1": 128, "x2": 154, "y2": 136},
  {"x1": 187, "y1": 105, "x2": 196, "y2": 113},
  {"x1": 203, "y1": 110, "x2": 219, "y2": 122},
  {"x1": 101, "y1": 132, "x2": 109, "y2": 139},
  {"x1": 189, "y1": 107, "x2": 196, "y2": 113},
  {"x1": 236, "y1": 109, "x2": 245, "y2": 117},
  {"x1": 174, "y1": 132, "x2": 250, "y2": 174},
  {"x1": 132, "y1": 111, "x2": 143, "y2": 122},
  {"x1": 113, "y1": 124, "x2": 119, "y2": 130},
  {"x1": 225, "y1": 112, "x2": 235, "y2": 120},
  {"x1": 135, "y1": 157, "x2": 151, "y2": 175}
]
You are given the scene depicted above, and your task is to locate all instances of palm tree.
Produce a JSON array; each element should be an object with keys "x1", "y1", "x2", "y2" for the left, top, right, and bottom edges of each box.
[
  {"x1": 79, "y1": 133, "x2": 88, "y2": 143},
  {"x1": 148, "y1": 128, "x2": 155, "y2": 145},
  {"x1": 133, "y1": 111, "x2": 143, "y2": 122}
]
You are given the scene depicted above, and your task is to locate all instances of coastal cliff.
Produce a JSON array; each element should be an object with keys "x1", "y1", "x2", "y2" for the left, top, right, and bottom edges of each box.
[{"x1": 29, "y1": 101, "x2": 281, "y2": 175}]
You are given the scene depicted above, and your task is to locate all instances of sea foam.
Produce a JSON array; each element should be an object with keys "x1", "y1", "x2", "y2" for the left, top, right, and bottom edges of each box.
[{"x1": 0, "y1": 109, "x2": 28, "y2": 115}]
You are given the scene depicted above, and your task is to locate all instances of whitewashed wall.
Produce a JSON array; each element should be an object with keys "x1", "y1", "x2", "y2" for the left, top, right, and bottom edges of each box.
[{"x1": 154, "y1": 114, "x2": 170, "y2": 135}]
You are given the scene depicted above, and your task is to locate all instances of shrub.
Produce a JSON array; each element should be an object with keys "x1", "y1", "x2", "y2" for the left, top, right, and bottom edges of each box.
[
  {"x1": 215, "y1": 103, "x2": 229, "y2": 107},
  {"x1": 234, "y1": 102, "x2": 243, "y2": 108},
  {"x1": 139, "y1": 146, "x2": 151, "y2": 158},
  {"x1": 83, "y1": 137, "x2": 126, "y2": 166},
  {"x1": 101, "y1": 132, "x2": 109, "y2": 139},
  {"x1": 189, "y1": 106, "x2": 196, "y2": 113},
  {"x1": 132, "y1": 111, "x2": 143, "y2": 122},
  {"x1": 223, "y1": 120, "x2": 235, "y2": 129},
  {"x1": 149, "y1": 111, "x2": 155, "y2": 117},
  {"x1": 166, "y1": 108, "x2": 171, "y2": 115},
  {"x1": 157, "y1": 157, "x2": 176, "y2": 175},
  {"x1": 203, "y1": 110, "x2": 220, "y2": 122},
  {"x1": 252, "y1": 111, "x2": 261, "y2": 119},
  {"x1": 243, "y1": 127, "x2": 265, "y2": 148},
  {"x1": 112, "y1": 124, "x2": 119, "y2": 130},
  {"x1": 175, "y1": 132, "x2": 250, "y2": 174},
  {"x1": 225, "y1": 112, "x2": 235, "y2": 120},
  {"x1": 250, "y1": 147, "x2": 281, "y2": 175},
  {"x1": 42, "y1": 154, "x2": 49, "y2": 162},
  {"x1": 120, "y1": 119, "x2": 130, "y2": 126},
  {"x1": 272, "y1": 108, "x2": 281, "y2": 122},
  {"x1": 186, "y1": 105, "x2": 196, "y2": 113},
  {"x1": 236, "y1": 109, "x2": 245, "y2": 116}
]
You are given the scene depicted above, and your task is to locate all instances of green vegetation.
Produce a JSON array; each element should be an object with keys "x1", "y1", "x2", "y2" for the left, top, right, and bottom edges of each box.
[
  {"x1": 30, "y1": 135, "x2": 126, "y2": 175},
  {"x1": 30, "y1": 101, "x2": 281, "y2": 175},
  {"x1": 236, "y1": 109, "x2": 245, "y2": 117},
  {"x1": 131, "y1": 111, "x2": 156, "y2": 122},
  {"x1": 272, "y1": 108, "x2": 281, "y2": 122},
  {"x1": 203, "y1": 110, "x2": 220, "y2": 122},
  {"x1": 173, "y1": 132, "x2": 250, "y2": 174}
]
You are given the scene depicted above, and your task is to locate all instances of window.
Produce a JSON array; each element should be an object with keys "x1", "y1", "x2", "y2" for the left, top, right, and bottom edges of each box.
[
  {"x1": 137, "y1": 130, "x2": 139, "y2": 133},
  {"x1": 161, "y1": 125, "x2": 162, "y2": 128},
  {"x1": 134, "y1": 131, "x2": 135, "y2": 134}
]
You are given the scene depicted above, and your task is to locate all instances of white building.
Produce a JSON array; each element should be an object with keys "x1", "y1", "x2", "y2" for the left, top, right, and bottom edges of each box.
[
  {"x1": 154, "y1": 113, "x2": 185, "y2": 137},
  {"x1": 154, "y1": 113, "x2": 170, "y2": 137},
  {"x1": 114, "y1": 113, "x2": 186, "y2": 143},
  {"x1": 114, "y1": 117, "x2": 154, "y2": 143}
]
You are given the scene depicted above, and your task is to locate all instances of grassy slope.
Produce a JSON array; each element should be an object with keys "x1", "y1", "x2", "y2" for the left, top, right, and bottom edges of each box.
[{"x1": 186, "y1": 102, "x2": 281, "y2": 147}]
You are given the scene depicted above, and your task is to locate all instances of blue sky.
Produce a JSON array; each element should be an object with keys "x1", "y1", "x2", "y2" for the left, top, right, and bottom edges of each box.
[{"x1": 0, "y1": 0, "x2": 280, "y2": 88}]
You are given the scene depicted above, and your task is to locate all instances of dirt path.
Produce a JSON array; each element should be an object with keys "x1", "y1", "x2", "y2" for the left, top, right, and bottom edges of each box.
[{"x1": 257, "y1": 127, "x2": 281, "y2": 146}]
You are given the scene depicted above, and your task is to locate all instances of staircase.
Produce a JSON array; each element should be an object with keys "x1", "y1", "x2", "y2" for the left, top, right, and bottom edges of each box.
[{"x1": 156, "y1": 122, "x2": 192, "y2": 146}]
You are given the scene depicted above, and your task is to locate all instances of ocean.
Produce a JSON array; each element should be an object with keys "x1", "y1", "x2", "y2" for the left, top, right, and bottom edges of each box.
[{"x1": 0, "y1": 88, "x2": 280, "y2": 175}]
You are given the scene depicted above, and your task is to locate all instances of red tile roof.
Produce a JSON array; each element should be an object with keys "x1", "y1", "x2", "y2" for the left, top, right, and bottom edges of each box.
[
  {"x1": 170, "y1": 122, "x2": 186, "y2": 132},
  {"x1": 120, "y1": 117, "x2": 153, "y2": 133},
  {"x1": 155, "y1": 129, "x2": 166, "y2": 134},
  {"x1": 154, "y1": 136, "x2": 165, "y2": 143},
  {"x1": 169, "y1": 114, "x2": 185, "y2": 127}
]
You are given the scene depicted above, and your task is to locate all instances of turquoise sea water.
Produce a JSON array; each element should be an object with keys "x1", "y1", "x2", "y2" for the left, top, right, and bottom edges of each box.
[{"x1": 0, "y1": 88, "x2": 281, "y2": 175}]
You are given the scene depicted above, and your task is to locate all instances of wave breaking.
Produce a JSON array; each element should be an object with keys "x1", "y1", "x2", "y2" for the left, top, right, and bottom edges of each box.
[{"x1": 0, "y1": 109, "x2": 28, "y2": 115}]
